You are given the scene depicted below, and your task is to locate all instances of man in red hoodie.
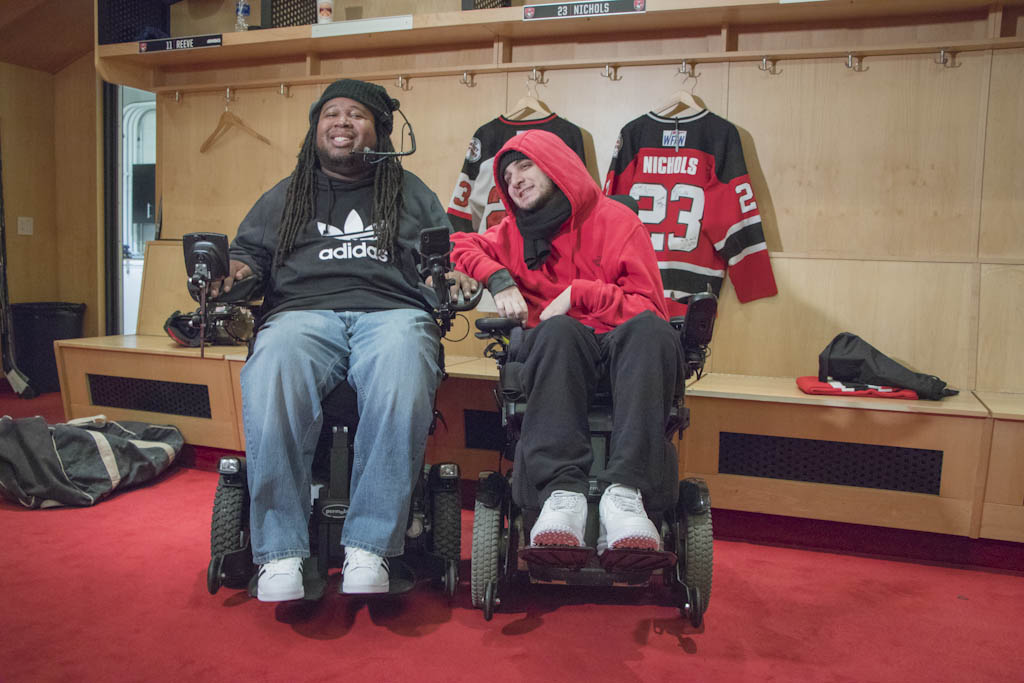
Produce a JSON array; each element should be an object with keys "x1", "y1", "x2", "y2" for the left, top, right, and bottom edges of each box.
[{"x1": 451, "y1": 130, "x2": 683, "y2": 553}]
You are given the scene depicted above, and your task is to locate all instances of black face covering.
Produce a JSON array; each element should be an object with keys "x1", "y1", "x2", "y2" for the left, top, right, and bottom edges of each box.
[{"x1": 514, "y1": 187, "x2": 571, "y2": 270}]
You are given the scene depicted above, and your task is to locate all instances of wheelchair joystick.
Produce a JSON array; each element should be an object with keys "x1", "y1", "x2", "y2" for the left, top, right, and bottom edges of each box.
[{"x1": 420, "y1": 227, "x2": 483, "y2": 336}]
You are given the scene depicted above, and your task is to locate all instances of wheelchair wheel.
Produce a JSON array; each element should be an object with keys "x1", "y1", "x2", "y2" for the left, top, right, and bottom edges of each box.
[
  {"x1": 681, "y1": 508, "x2": 713, "y2": 626},
  {"x1": 209, "y1": 479, "x2": 254, "y2": 593},
  {"x1": 443, "y1": 559, "x2": 459, "y2": 599},
  {"x1": 483, "y1": 581, "x2": 497, "y2": 621},
  {"x1": 431, "y1": 488, "x2": 462, "y2": 563},
  {"x1": 471, "y1": 499, "x2": 502, "y2": 617}
]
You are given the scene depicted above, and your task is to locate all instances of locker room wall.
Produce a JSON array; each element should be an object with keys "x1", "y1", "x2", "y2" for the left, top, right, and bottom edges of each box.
[{"x1": 150, "y1": 27, "x2": 1024, "y2": 393}]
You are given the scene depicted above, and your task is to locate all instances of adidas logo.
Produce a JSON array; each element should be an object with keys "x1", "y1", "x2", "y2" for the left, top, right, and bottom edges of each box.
[{"x1": 317, "y1": 210, "x2": 388, "y2": 262}]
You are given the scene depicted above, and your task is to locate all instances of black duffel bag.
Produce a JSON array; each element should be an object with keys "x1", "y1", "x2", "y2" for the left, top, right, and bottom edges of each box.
[
  {"x1": 818, "y1": 332, "x2": 958, "y2": 401},
  {"x1": 0, "y1": 415, "x2": 183, "y2": 508}
]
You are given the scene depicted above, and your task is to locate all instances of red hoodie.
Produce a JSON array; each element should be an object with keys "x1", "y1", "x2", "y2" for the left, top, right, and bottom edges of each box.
[{"x1": 450, "y1": 129, "x2": 668, "y2": 334}]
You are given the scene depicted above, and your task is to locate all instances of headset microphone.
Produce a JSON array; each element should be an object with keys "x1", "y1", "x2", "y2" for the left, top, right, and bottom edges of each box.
[{"x1": 360, "y1": 107, "x2": 416, "y2": 162}]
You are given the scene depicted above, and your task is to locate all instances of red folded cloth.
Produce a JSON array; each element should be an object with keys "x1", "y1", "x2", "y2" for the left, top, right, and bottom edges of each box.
[{"x1": 796, "y1": 376, "x2": 918, "y2": 399}]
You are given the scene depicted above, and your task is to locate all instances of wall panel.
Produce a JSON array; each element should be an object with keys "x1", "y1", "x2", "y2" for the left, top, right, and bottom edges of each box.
[
  {"x1": 979, "y1": 48, "x2": 1024, "y2": 261},
  {"x1": 509, "y1": 29, "x2": 726, "y2": 64},
  {"x1": 711, "y1": 257, "x2": 977, "y2": 389},
  {"x1": 159, "y1": 58, "x2": 310, "y2": 89},
  {"x1": 136, "y1": 240, "x2": 197, "y2": 337},
  {"x1": 54, "y1": 53, "x2": 100, "y2": 337},
  {"x1": 509, "y1": 63, "x2": 729, "y2": 184},
  {"x1": 0, "y1": 62, "x2": 57, "y2": 303},
  {"x1": 318, "y1": 45, "x2": 494, "y2": 75},
  {"x1": 735, "y1": 15, "x2": 990, "y2": 51},
  {"x1": 977, "y1": 264, "x2": 1024, "y2": 392},
  {"x1": 373, "y1": 72, "x2": 506, "y2": 202},
  {"x1": 159, "y1": 83, "x2": 315, "y2": 240},
  {"x1": 728, "y1": 52, "x2": 989, "y2": 261}
]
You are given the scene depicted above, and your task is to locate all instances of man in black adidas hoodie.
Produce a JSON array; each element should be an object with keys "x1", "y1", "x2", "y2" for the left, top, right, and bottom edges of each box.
[{"x1": 212, "y1": 79, "x2": 476, "y2": 601}]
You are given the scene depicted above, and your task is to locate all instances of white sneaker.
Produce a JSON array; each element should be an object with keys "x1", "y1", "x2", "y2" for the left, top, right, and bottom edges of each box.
[
  {"x1": 597, "y1": 484, "x2": 660, "y2": 554},
  {"x1": 256, "y1": 557, "x2": 304, "y2": 602},
  {"x1": 530, "y1": 490, "x2": 587, "y2": 547},
  {"x1": 341, "y1": 548, "x2": 390, "y2": 594}
]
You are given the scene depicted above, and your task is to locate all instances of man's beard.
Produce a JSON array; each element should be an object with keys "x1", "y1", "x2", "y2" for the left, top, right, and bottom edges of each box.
[
  {"x1": 316, "y1": 144, "x2": 373, "y2": 178},
  {"x1": 518, "y1": 185, "x2": 554, "y2": 212}
]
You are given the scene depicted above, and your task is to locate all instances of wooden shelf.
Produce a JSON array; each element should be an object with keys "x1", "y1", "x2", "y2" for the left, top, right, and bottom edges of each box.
[
  {"x1": 95, "y1": 0, "x2": 1024, "y2": 91},
  {"x1": 122, "y1": 35, "x2": 1023, "y2": 95}
]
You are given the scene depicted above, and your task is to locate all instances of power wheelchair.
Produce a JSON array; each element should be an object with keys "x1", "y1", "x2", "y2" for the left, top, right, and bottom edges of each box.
[
  {"x1": 195, "y1": 227, "x2": 481, "y2": 601},
  {"x1": 470, "y1": 292, "x2": 717, "y2": 626}
]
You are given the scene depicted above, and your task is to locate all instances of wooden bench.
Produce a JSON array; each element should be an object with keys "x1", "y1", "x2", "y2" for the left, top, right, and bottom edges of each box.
[
  {"x1": 973, "y1": 392, "x2": 1024, "y2": 543},
  {"x1": 55, "y1": 334, "x2": 1021, "y2": 544},
  {"x1": 679, "y1": 373, "x2": 995, "y2": 538},
  {"x1": 55, "y1": 335, "x2": 243, "y2": 450}
]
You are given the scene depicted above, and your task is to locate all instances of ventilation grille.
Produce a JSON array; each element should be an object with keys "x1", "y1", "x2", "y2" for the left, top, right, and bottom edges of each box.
[
  {"x1": 718, "y1": 432, "x2": 942, "y2": 495},
  {"x1": 98, "y1": 0, "x2": 169, "y2": 44},
  {"x1": 88, "y1": 375, "x2": 212, "y2": 419},
  {"x1": 468, "y1": 0, "x2": 511, "y2": 8},
  {"x1": 271, "y1": 0, "x2": 316, "y2": 27}
]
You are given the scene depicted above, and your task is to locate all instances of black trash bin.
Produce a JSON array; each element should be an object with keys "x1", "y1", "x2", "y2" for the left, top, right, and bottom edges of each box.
[{"x1": 10, "y1": 302, "x2": 86, "y2": 394}]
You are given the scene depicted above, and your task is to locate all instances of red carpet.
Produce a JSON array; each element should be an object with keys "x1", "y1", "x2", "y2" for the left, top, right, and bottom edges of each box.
[
  {"x1": 2, "y1": 467, "x2": 1023, "y2": 682},
  {"x1": 3, "y1": 386, "x2": 1024, "y2": 681}
]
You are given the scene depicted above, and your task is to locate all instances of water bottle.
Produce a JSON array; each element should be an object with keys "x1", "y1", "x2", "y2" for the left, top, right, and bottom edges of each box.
[{"x1": 235, "y1": 1, "x2": 250, "y2": 31}]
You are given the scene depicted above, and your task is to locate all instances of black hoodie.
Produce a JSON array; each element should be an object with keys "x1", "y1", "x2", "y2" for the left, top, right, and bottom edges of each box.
[{"x1": 229, "y1": 168, "x2": 450, "y2": 319}]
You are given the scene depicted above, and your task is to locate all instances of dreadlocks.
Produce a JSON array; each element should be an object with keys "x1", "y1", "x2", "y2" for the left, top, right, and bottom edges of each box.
[
  {"x1": 274, "y1": 79, "x2": 405, "y2": 267},
  {"x1": 273, "y1": 130, "x2": 404, "y2": 267},
  {"x1": 274, "y1": 126, "x2": 317, "y2": 266}
]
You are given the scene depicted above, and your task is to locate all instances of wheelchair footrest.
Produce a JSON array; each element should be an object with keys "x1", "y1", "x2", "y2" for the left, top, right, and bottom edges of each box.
[
  {"x1": 598, "y1": 548, "x2": 677, "y2": 573},
  {"x1": 519, "y1": 545, "x2": 595, "y2": 570},
  {"x1": 302, "y1": 558, "x2": 328, "y2": 601}
]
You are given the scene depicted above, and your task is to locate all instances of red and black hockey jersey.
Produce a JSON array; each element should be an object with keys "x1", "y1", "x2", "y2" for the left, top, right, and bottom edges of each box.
[
  {"x1": 447, "y1": 114, "x2": 585, "y2": 233},
  {"x1": 604, "y1": 109, "x2": 777, "y2": 316}
]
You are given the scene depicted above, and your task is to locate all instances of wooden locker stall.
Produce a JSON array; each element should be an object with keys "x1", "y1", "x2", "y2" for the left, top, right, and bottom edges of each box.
[{"x1": 64, "y1": 0, "x2": 1023, "y2": 535}]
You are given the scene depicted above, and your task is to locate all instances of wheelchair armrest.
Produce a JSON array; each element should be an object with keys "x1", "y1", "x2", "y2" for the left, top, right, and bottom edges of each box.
[
  {"x1": 674, "y1": 292, "x2": 718, "y2": 350},
  {"x1": 211, "y1": 275, "x2": 263, "y2": 305},
  {"x1": 475, "y1": 317, "x2": 523, "y2": 338},
  {"x1": 189, "y1": 274, "x2": 263, "y2": 305},
  {"x1": 670, "y1": 292, "x2": 718, "y2": 381}
]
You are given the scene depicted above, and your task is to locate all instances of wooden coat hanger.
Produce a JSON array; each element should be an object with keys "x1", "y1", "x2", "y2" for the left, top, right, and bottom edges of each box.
[
  {"x1": 199, "y1": 89, "x2": 272, "y2": 154},
  {"x1": 653, "y1": 89, "x2": 704, "y2": 117},
  {"x1": 504, "y1": 70, "x2": 552, "y2": 121},
  {"x1": 505, "y1": 94, "x2": 551, "y2": 121}
]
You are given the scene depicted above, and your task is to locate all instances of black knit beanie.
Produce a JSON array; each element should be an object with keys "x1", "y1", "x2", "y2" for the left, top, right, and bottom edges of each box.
[
  {"x1": 498, "y1": 150, "x2": 529, "y2": 183},
  {"x1": 496, "y1": 149, "x2": 530, "y2": 207},
  {"x1": 308, "y1": 79, "x2": 399, "y2": 135}
]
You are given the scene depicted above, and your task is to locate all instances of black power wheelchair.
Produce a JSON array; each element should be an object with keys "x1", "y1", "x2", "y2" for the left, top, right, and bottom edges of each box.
[
  {"x1": 192, "y1": 227, "x2": 481, "y2": 601},
  {"x1": 470, "y1": 292, "x2": 717, "y2": 626}
]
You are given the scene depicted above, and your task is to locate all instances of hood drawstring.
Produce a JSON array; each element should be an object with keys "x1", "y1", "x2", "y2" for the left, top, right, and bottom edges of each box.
[{"x1": 325, "y1": 176, "x2": 337, "y2": 228}]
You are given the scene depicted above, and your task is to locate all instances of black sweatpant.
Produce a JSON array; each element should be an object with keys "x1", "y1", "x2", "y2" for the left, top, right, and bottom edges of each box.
[{"x1": 511, "y1": 311, "x2": 683, "y2": 511}]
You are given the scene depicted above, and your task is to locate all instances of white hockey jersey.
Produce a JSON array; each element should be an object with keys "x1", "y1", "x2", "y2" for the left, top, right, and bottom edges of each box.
[{"x1": 447, "y1": 114, "x2": 585, "y2": 233}]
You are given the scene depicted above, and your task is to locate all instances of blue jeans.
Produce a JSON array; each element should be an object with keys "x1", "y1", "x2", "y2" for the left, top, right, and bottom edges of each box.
[{"x1": 240, "y1": 308, "x2": 441, "y2": 564}]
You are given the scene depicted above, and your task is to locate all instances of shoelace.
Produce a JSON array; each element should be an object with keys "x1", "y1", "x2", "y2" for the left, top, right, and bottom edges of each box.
[
  {"x1": 345, "y1": 550, "x2": 389, "y2": 572},
  {"x1": 606, "y1": 489, "x2": 645, "y2": 515},
  {"x1": 547, "y1": 491, "x2": 582, "y2": 511}
]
